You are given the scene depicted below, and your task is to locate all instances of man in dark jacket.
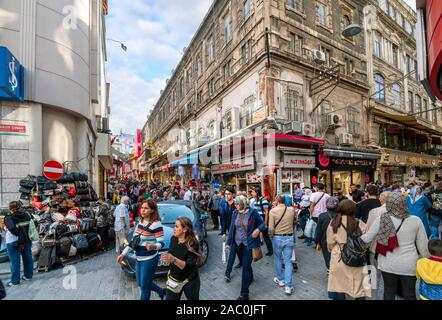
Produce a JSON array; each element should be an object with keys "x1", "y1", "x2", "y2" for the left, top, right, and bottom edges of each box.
[
  {"x1": 356, "y1": 184, "x2": 381, "y2": 223},
  {"x1": 4, "y1": 201, "x2": 34, "y2": 286},
  {"x1": 315, "y1": 197, "x2": 340, "y2": 272}
]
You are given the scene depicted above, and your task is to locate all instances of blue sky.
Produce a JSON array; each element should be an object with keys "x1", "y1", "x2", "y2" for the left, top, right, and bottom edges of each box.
[
  {"x1": 106, "y1": 0, "x2": 213, "y2": 135},
  {"x1": 106, "y1": 0, "x2": 416, "y2": 136}
]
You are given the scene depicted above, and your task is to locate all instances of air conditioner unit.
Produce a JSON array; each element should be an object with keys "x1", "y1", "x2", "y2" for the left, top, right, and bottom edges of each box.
[
  {"x1": 339, "y1": 133, "x2": 354, "y2": 146},
  {"x1": 302, "y1": 123, "x2": 316, "y2": 137},
  {"x1": 313, "y1": 50, "x2": 326, "y2": 64},
  {"x1": 283, "y1": 121, "x2": 302, "y2": 134},
  {"x1": 326, "y1": 113, "x2": 344, "y2": 128}
]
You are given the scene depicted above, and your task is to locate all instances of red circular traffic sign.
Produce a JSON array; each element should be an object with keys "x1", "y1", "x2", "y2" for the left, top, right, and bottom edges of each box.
[{"x1": 43, "y1": 160, "x2": 64, "y2": 181}]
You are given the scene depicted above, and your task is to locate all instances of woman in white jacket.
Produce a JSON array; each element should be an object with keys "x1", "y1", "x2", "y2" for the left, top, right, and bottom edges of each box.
[{"x1": 361, "y1": 192, "x2": 429, "y2": 300}]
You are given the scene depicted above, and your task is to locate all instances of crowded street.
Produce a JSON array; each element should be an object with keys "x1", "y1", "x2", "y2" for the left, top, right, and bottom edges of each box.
[{"x1": 1, "y1": 0, "x2": 442, "y2": 304}]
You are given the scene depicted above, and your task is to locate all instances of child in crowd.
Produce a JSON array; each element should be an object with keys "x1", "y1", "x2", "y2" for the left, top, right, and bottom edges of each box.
[{"x1": 416, "y1": 239, "x2": 442, "y2": 300}]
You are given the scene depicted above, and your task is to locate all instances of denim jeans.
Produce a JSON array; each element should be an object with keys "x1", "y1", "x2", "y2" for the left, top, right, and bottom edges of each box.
[
  {"x1": 238, "y1": 244, "x2": 253, "y2": 298},
  {"x1": 272, "y1": 236, "x2": 294, "y2": 288},
  {"x1": 430, "y1": 214, "x2": 441, "y2": 239},
  {"x1": 6, "y1": 240, "x2": 33, "y2": 285},
  {"x1": 135, "y1": 255, "x2": 164, "y2": 300},
  {"x1": 225, "y1": 242, "x2": 245, "y2": 277}
]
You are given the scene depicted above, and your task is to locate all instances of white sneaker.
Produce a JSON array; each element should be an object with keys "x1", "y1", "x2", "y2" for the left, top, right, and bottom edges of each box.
[
  {"x1": 273, "y1": 277, "x2": 285, "y2": 287},
  {"x1": 285, "y1": 287, "x2": 294, "y2": 295}
]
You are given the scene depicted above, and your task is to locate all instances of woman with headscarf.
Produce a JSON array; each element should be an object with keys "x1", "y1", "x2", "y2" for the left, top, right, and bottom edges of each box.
[
  {"x1": 326, "y1": 199, "x2": 370, "y2": 300},
  {"x1": 297, "y1": 188, "x2": 312, "y2": 240},
  {"x1": 406, "y1": 186, "x2": 432, "y2": 237},
  {"x1": 361, "y1": 192, "x2": 429, "y2": 299},
  {"x1": 315, "y1": 197, "x2": 340, "y2": 272},
  {"x1": 224, "y1": 195, "x2": 265, "y2": 300}
]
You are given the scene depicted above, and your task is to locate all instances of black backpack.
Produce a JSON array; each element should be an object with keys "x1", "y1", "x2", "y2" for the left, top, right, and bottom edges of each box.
[{"x1": 339, "y1": 222, "x2": 368, "y2": 268}]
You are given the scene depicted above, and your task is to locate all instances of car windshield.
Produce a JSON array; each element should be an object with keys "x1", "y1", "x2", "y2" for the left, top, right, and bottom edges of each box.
[{"x1": 158, "y1": 204, "x2": 194, "y2": 224}]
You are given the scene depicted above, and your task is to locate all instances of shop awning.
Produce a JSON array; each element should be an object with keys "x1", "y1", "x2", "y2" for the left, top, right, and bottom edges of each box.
[
  {"x1": 373, "y1": 108, "x2": 442, "y2": 136},
  {"x1": 323, "y1": 146, "x2": 381, "y2": 159}
]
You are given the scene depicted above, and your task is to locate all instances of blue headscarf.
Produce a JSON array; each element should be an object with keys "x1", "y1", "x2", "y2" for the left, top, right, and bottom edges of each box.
[{"x1": 409, "y1": 186, "x2": 423, "y2": 204}]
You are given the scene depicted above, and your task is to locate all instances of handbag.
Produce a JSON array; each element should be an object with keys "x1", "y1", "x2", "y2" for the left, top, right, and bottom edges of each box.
[
  {"x1": 304, "y1": 219, "x2": 317, "y2": 238},
  {"x1": 166, "y1": 272, "x2": 189, "y2": 294}
]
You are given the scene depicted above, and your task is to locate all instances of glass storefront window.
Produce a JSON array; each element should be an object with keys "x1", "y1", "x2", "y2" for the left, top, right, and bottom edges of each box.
[
  {"x1": 319, "y1": 170, "x2": 331, "y2": 192},
  {"x1": 352, "y1": 171, "x2": 363, "y2": 187},
  {"x1": 332, "y1": 171, "x2": 351, "y2": 196}
]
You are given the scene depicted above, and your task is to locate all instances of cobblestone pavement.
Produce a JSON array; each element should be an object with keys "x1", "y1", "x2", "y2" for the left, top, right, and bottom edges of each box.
[{"x1": 2, "y1": 229, "x2": 361, "y2": 300}]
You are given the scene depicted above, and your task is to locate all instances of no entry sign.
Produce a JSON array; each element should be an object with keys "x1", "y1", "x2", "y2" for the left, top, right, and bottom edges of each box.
[{"x1": 43, "y1": 160, "x2": 64, "y2": 181}]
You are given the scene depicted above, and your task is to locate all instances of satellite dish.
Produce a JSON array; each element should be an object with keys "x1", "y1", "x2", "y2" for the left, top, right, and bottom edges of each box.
[{"x1": 342, "y1": 24, "x2": 362, "y2": 38}]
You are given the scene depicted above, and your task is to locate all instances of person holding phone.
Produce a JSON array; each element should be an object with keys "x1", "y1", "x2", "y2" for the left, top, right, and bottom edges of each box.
[
  {"x1": 117, "y1": 200, "x2": 165, "y2": 300},
  {"x1": 160, "y1": 217, "x2": 202, "y2": 300}
]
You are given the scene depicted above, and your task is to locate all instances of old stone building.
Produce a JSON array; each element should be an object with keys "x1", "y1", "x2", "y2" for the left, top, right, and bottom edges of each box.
[
  {"x1": 144, "y1": 0, "x2": 436, "y2": 196},
  {"x1": 364, "y1": 0, "x2": 442, "y2": 185}
]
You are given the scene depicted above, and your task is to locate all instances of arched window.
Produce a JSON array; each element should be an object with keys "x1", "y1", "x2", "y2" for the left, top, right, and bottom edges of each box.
[
  {"x1": 391, "y1": 84, "x2": 401, "y2": 108},
  {"x1": 374, "y1": 74, "x2": 385, "y2": 102},
  {"x1": 343, "y1": 15, "x2": 351, "y2": 28}
]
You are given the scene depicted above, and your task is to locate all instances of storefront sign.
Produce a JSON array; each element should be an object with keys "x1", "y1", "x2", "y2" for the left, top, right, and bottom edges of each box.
[
  {"x1": 246, "y1": 172, "x2": 262, "y2": 183},
  {"x1": 0, "y1": 124, "x2": 26, "y2": 136},
  {"x1": 252, "y1": 107, "x2": 266, "y2": 124},
  {"x1": 329, "y1": 158, "x2": 376, "y2": 170},
  {"x1": 381, "y1": 149, "x2": 440, "y2": 168},
  {"x1": 211, "y1": 157, "x2": 255, "y2": 174},
  {"x1": 0, "y1": 46, "x2": 24, "y2": 102},
  {"x1": 283, "y1": 155, "x2": 315, "y2": 169}
]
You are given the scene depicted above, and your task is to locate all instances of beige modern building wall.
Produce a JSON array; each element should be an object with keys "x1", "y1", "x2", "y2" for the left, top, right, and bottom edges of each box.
[{"x1": 0, "y1": 0, "x2": 110, "y2": 206}]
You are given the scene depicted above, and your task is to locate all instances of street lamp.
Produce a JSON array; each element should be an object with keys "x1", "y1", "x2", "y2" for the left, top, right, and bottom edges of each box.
[
  {"x1": 342, "y1": 24, "x2": 363, "y2": 38},
  {"x1": 106, "y1": 38, "x2": 127, "y2": 52}
]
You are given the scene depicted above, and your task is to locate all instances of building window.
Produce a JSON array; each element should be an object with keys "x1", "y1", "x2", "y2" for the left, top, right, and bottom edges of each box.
[
  {"x1": 206, "y1": 37, "x2": 214, "y2": 65},
  {"x1": 408, "y1": 91, "x2": 413, "y2": 113},
  {"x1": 179, "y1": 78, "x2": 184, "y2": 99},
  {"x1": 343, "y1": 15, "x2": 351, "y2": 28},
  {"x1": 319, "y1": 45, "x2": 331, "y2": 67},
  {"x1": 391, "y1": 84, "x2": 401, "y2": 108},
  {"x1": 172, "y1": 89, "x2": 177, "y2": 107},
  {"x1": 347, "y1": 107, "x2": 359, "y2": 135},
  {"x1": 285, "y1": 86, "x2": 304, "y2": 122},
  {"x1": 242, "y1": 39, "x2": 252, "y2": 64},
  {"x1": 223, "y1": 60, "x2": 232, "y2": 81},
  {"x1": 344, "y1": 58, "x2": 354, "y2": 75},
  {"x1": 433, "y1": 105, "x2": 438, "y2": 124},
  {"x1": 225, "y1": 110, "x2": 232, "y2": 132},
  {"x1": 287, "y1": 0, "x2": 302, "y2": 11},
  {"x1": 186, "y1": 68, "x2": 192, "y2": 91},
  {"x1": 224, "y1": 14, "x2": 232, "y2": 43},
  {"x1": 196, "y1": 53, "x2": 203, "y2": 77},
  {"x1": 423, "y1": 99, "x2": 428, "y2": 121},
  {"x1": 392, "y1": 44, "x2": 399, "y2": 68},
  {"x1": 319, "y1": 100, "x2": 332, "y2": 129},
  {"x1": 197, "y1": 90, "x2": 203, "y2": 106},
  {"x1": 290, "y1": 33, "x2": 304, "y2": 55},
  {"x1": 415, "y1": 94, "x2": 422, "y2": 115},
  {"x1": 374, "y1": 31, "x2": 382, "y2": 58},
  {"x1": 385, "y1": 0, "x2": 390, "y2": 15},
  {"x1": 414, "y1": 60, "x2": 418, "y2": 80},
  {"x1": 397, "y1": 13, "x2": 402, "y2": 26},
  {"x1": 207, "y1": 120, "x2": 216, "y2": 139},
  {"x1": 390, "y1": 5, "x2": 396, "y2": 20},
  {"x1": 316, "y1": 2, "x2": 326, "y2": 26},
  {"x1": 374, "y1": 73, "x2": 385, "y2": 103},
  {"x1": 208, "y1": 78, "x2": 215, "y2": 98},
  {"x1": 240, "y1": 95, "x2": 255, "y2": 128},
  {"x1": 244, "y1": 0, "x2": 253, "y2": 20},
  {"x1": 405, "y1": 54, "x2": 411, "y2": 74}
]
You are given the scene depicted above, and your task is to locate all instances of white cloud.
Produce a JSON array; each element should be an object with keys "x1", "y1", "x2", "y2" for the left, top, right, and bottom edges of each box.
[{"x1": 106, "y1": 0, "x2": 213, "y2": 135}]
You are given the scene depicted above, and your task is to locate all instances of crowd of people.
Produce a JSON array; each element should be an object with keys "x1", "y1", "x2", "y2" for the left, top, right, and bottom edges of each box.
[{"x1": 1, "y1": 176, "x2": 441, "y2": 301}]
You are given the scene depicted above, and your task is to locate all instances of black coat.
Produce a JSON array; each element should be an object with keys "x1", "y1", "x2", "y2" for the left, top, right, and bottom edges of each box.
[
  {"x1": 315, "y1": 210, "x2": 337, "y2": 247},
  {"x1": 4, "y1": 209, "x2": 31, "y2": 245}
]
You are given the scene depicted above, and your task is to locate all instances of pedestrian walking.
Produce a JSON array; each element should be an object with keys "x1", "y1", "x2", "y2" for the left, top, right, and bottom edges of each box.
[
  {"x1": 416, "y1": 239, "x2": 442, "y2": 300},
  {"x1": 268, "y1": 195, "x2": 296, "y2": 295},
  {"x1": 361, "y1": 192, "x2": 429, "y2": 300},
  {"x1": 117, "y1": 200, "x2": 165, "y2": 300},
  {"x1": 307, "y1": 183, "x2": 330, "y2": 246},
  {"x1": 3, "y1": 201, "x2": 34, "y2": 287},
  {"x1": 96, "y1": 197, "x2": 111, "y2": 251},
  {"x1": 251, "y1": 188, "x2": 273, "y2": 256},
  {"x1": 429, "y1": 181, "x2": 442, "y2": 239},
  {"x1": 220, "y1": 190, "x2": 236, "y2": 240},
  {"x1": 161, "y1": 217, "x2": 202, "y2": 300},
  {"x1": 327, "y1": 199, "x2": 371, "y2": 300},
  {"x1": 208, "y1": 191, "x2": 221, "y2": 231},
  {"x1": 297, "y1": 188, "x2": 312, "y2": 240},
  {"x1": 315, "y1": 197, "x2": 339, "y2": 272},
  {"x1": 225, "y1": 195, "x2": 265, "y2": 300},
  {"x1": 406, "y1": 186, "x2": 432, "y2": 237},
  {"x1": 356, "y1": 185, "x2": 382, "y2": 223},
  {"x1": 114, "y1": 196, "x2": 130, "y2": 254}
]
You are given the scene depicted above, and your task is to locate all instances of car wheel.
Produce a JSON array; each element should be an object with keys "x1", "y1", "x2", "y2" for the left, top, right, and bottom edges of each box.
[{"x1": 197, "y1": 240, "x2": 209, "y2": 267}]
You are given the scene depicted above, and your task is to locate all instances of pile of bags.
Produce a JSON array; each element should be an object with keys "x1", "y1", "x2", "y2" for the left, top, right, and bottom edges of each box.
[{"x1": 17, "y1": 172, "x2": 104, "y2": 272}]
